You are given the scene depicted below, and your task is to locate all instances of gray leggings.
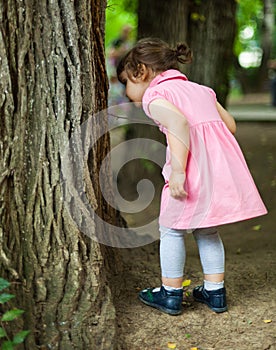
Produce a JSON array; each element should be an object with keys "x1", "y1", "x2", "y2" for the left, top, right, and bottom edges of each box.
[{"x1": 160, "y1": 226, "x2": 225, "y2": 278}]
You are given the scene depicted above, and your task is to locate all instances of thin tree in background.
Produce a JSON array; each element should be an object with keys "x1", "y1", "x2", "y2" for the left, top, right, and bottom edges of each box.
[
  {"x1": 186, "y1": 0, "x2": 236, "y2": 105},
  {"x1": 138, "y1": 0, "x2": 189, "y2": 44}
]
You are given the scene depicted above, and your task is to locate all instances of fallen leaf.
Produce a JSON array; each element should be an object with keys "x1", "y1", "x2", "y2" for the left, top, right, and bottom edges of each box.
[
  {"x1": 167, "y1": 342, "x2": 177, "y2": 349},
  {"x1": 252, "y1": 224, "x2": 262, "y2": 231},
  {"x1": 190, "y1": 348, "x2": 198, "y2": 350},
  {"x1": 182, "y1": 279, "x2": 191, "y2": 287},
  {"x1": 263, "y1": 319, "x2": 272, "y2": 323}
]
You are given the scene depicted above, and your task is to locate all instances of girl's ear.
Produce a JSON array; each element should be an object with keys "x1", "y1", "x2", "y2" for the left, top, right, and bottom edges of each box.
[{"x1": 135, "y1": 63, "x2": 148, "y2": 81}]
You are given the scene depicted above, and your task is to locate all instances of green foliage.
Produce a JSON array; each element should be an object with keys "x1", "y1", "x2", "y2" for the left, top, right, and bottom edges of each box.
[
  {"x1": 105, "y1": 0, "x2": 137, "y2": 47},
  {"x1": 234, "y1": 0, "x2": 263, "y2": 56},
  {"x1": 1, "y1": 310, "x2": 24, "y2": 322},
  {"x1": 236, "y1": 0, "x2": 263, "y2": 26},
  {"x1": 0, "y1": 278, "x2": 30, "y2": 350},
  {"x1": 0, "y1": 295, "x2": 14, "y2": 305},
  {"x1": 0, "y1": 280, "x2": 10, "y2": 293},
  {"x1": 140, "y1": 159, "x2": 156, "y2": 172}
]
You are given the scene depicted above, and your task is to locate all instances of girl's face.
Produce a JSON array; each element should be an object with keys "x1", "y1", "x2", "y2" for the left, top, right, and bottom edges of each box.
[{"x1": 121, "y1": 70, "x2": 152, "y2": 105}]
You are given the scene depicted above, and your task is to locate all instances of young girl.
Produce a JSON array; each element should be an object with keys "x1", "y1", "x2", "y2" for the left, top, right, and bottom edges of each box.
[{"x1": 117, "y1": 38, "x2": 267, "y2": 315}]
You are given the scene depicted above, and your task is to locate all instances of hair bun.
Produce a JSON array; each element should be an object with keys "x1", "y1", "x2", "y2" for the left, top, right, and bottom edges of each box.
[{"x1": 174, "y1": 43, "x2": 192, "y2": 64}]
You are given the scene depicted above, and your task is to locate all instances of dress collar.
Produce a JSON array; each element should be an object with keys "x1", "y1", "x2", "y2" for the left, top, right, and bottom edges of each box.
[{"x1": 149, "y1": 69, "x2": 188, "y2": 87}]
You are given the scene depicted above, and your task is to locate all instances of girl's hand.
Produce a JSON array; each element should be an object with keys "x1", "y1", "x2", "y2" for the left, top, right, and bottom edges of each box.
[{"x1": 169, "y1": 171, "x2": 188, "y2": 198}]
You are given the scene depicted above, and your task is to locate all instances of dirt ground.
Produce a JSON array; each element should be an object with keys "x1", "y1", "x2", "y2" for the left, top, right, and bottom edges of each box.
[{"x1": 111, "y1": 116, "x2": 276, "y2": 349}]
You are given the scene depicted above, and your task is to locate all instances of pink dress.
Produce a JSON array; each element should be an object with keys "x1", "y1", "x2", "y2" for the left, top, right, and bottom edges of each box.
[{"x1": 142, "y1": 69, "x2": 267, "y2": 229}]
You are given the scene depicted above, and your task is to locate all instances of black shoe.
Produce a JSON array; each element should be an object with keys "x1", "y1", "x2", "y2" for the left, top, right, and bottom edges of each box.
[
  {"x1": 193, "y1": 285, "x2": 227, "y2": 313},
  {"x1": 139, "y1": 286, "x2": 183, "y2": 315}
]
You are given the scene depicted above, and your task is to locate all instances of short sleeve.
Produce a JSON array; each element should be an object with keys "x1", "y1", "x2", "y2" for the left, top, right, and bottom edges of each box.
[
  {"x1": 142, "y1": 86, "x2": 169, "y2": 117},
  {"x1": 207, "y1": 87, "x2": 217, "y2": 101},
  {"x1": 142, "y1": 87, "x2": 169, "y2": 133}
]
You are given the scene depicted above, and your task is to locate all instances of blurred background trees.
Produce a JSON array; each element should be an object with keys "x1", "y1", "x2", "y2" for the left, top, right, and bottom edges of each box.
[{"x1": 106, "y1": 0, "x2": 276, "y2": 104}]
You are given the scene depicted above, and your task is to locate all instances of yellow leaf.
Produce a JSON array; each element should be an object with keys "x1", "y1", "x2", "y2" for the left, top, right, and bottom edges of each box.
[
  {"x1": 167, "y1": 342, "x2": 177, "y2": 349},
  {"x1": 263, "y1": 319, "x2": 272, "y2": 323},
  {"x1": 182, "y1": 279, "x2": 191, "y2": 287},
  {"x1": 271, "y1": 179, "x2": 276, "y2": 188},
  {"x1": 191, "y1": 348, "x2": 198, "y2": 350},
  {"x1": 252, "y1": 225, "x2": 261, "y2": 231},
  {"x1": 191, "y1": 12, "x2": 199, "y2": 21}
]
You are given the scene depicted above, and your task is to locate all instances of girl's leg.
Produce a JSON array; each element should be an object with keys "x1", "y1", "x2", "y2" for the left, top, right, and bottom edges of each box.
[
  {"x1": 138, "y1": 226, "x2": 185, "y2": 315},
  {"x1": 160, "y1": 226, "x2": 186, "y2": 289},
  {"x1": 193, "y1": 227, "x2": 225, "y2": 287},
  {"x1": 192, "y1": 227, "x2": 227, "y2": 312}
]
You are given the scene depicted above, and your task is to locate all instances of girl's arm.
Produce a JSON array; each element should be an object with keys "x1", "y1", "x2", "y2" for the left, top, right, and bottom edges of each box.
[
  {"x1": 216, "y1": 102, "x2": 236, "y2": 134},
  {"x1": 149, "y1": 98, "x2": 189, "y2": 198}
]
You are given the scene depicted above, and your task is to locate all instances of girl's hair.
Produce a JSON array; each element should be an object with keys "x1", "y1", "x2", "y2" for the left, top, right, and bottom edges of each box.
[{"x1": 117, "y1": 38, "x2": 192, "y2": 83}]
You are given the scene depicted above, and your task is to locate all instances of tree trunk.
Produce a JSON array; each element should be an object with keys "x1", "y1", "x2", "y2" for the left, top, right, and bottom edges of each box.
[
  {"x1": 138, "y1": 0, "x2": 236, "y2": 106},
  {"x1": 0, "y1": 0, "x2": 119, "y2": 349},
  {"x1": 138, "y1": 0, "x2": 189, "y2": 43},
  {"x1": 186, "y1": 0, "x2": 237, "y2": 105}
]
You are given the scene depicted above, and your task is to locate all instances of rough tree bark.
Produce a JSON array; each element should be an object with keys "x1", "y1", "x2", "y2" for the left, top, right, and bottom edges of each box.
[{"x1": 0, "y1": 0, "x2": 119, "y2": 349}]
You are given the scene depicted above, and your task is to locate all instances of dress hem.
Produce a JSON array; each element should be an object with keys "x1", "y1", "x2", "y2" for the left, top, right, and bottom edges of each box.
[{"x1": 159, "y1": 209, "x2": 268, "y2": 230}]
